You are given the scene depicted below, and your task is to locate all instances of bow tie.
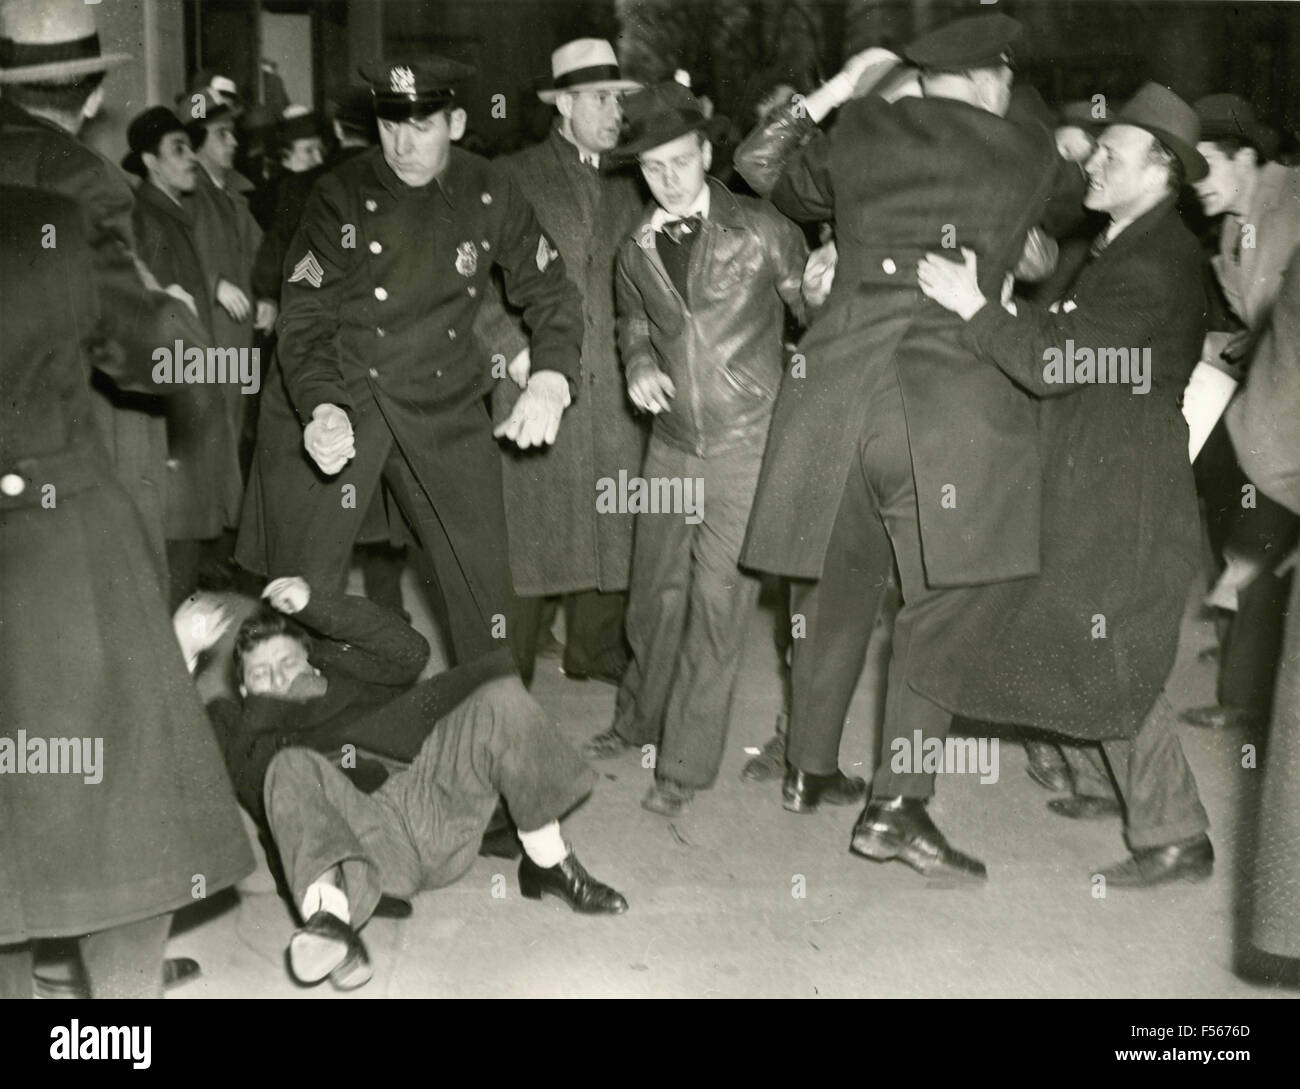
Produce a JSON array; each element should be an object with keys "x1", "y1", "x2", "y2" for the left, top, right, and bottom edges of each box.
[{"x1": 662, "y1": 215, "x2": 703, "y2": 244}]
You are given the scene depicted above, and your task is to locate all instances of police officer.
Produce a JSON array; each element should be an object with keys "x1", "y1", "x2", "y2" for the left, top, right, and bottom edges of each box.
[{"x1": 237, "y1": 57, "x2": 584, "y2": 671}]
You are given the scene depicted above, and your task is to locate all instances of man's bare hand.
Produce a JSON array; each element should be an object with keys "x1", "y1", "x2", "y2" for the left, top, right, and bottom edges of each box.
[
  {"x1": 216, "y1": 278, "x2": 252, "y2": 323},
  {"x1": 303, "y1": 403, "x2": 355, "y2": 475},
  {"x1": 493, "y1": 369, "x2": 570, "y2": 448},
  {"x1": 263, "y1": 576, "x2": 311, "y2": 615},
  {"x1": 627, "y1": 364, "x2": 676, "y2": 415},
  {"x1": 803, "y1": 240, "x2": 838, "y2": 308}
]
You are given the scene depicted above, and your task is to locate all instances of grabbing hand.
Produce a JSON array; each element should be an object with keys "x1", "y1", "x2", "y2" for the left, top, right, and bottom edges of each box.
[
  {"x1": 802, "y1": 240, "x2": 838, "y2": 308},
  {"x1": 173, "y1": 593, "x2": 234, "y2": 672},
  {"x1": 493, "y1": 369, "x2": 570, "y2": 448},
  {"x1": 837, "y1": 47, "x2": 903, "y2": 101},
  {"x1": 627, "y1": 364, "x2": 676, "y2": 415},
  {"x1": 916, "y1": 247, "x2": 987, "y2": 322},
  {"x1": 262, "y1": 576, "x2": 311, "y2": 615},
  {"x1": 303, "y1": 403, "x2": 355, "y2": 475},
  {"x1": 216, "y1": 278, "x2": 253, "y2": 323}
]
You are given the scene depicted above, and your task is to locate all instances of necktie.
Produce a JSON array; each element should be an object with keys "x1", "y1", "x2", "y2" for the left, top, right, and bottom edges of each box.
[{"x1": 662, "y1": 215, "x2": 703, "y2": 244}]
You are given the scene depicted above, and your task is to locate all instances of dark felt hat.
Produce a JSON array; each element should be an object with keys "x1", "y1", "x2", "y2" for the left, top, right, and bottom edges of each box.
[
  {"x1": 1112, "y1": 82, "x2": 1207, "y2": 183},
  {"x1": 1195, "y1": 93, "x2": 1278, "y2": 159},
  {"x1": 610, "y1": 81, "x2": 727, "y2": 162},
  {"x1": 276, "y1": 105, "x2": 321, "y2": 145},
  {"x1": 903, "y1": 13, "x2": 1022, "y2": 72},
  {"x1": 121, "y1": 105, "x2": 186, "y2": 177},
  {"x1": 359, "y1": 57, "x2": 475, "y2": 121}
]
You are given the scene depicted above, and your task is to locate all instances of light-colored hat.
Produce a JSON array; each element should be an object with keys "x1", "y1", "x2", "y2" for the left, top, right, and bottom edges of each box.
[
  {"x1": 537, "y1": 38, "x2": 640, "y2": 103},
  {"x1": 0, "y1": 0, "x2": 130, "y2": 83}
]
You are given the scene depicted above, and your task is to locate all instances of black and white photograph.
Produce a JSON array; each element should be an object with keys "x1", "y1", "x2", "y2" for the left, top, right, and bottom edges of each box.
[{"x1": 1, "y1": 0, "x2": 1297, "y2": 1037}]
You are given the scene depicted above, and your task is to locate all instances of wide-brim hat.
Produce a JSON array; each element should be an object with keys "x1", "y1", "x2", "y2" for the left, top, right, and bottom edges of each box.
[
  {"x1": 538, "y1": 38, "x2": 640, "y2": 103},
  {"x1": 1195, "y1": 93, "x2": 1279, "y2": 159},
  {"x1": 1059, "y1": 98, "x2": 1108, "y2": 132},
  {"x1": 189, "y1": 70, "x2": 243, "y2": 110},
  {"x1": 121, "y1": 105, "x2": 186, "y2": 177},
  {"x1": 0, "y1": 0, "x2": 130, "y2": 83},
  {"x1": 610, "y1": 81, "x2": 727, "y2": 162},
  {"x1": 1110, "y1": 81, "x2": 1207, "y2": 183},
  {"x1": 359, "y1": 57, "x2": 475, "y2": 121}
]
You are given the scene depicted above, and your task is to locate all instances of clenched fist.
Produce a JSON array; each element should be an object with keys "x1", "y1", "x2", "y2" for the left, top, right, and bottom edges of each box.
[{"x1": 303, "y1": 403, "x2": 355, "y2": 475}]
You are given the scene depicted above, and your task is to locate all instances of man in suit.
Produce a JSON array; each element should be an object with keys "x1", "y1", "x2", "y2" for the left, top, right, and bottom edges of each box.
[
  {"x1": 732, "y1": 14, "x2": 1082, "y2": 880},
  {"x1": 478, "y1": 38, "x2": 648, "y2": 687}
]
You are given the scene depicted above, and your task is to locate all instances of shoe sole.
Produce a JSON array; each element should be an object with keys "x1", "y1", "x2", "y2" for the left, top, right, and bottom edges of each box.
[
  {"x1": 289, "y1": 932, "x2": 349, "y2": 984},
  {"x1": 519, "y1": 880, "x2": 628, "y2": 915},
  {"x1": 850, "y1": 832, "x2": 987, "y2": 883},
  {"x1": 1106, "y1": 862, "x2": 1214, "y2": 888}
]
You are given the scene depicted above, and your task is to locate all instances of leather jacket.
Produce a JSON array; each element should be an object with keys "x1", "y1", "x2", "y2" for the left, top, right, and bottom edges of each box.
[{"x1": 615, "y1": 178, "x2": 807, "y2": 456}]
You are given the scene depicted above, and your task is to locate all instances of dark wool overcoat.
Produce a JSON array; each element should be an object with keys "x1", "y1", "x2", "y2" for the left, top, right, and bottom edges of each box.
[
  {"x1": 483, "y1": 128, "x2": 649, "y2": 596},
  {"x1": 733, "y1": 97, "x2": 1077, "y2": 586},
  {"x1": 912, "y1": 198, "x2": 1207, "y2": 742},
  {"x1": 0, "y1": 186, "x2": 252, "y2": 942},
  {"x1": 0, "y1": 98, "x2": 208, "y2": 574},
  {"x1": 132, "y1": 180, "x2": 243, "y2": 541}
]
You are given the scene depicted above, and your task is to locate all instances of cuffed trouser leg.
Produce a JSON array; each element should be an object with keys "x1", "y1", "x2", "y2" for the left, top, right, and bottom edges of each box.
[
  {"x1": 384, "y1": 676, "x2": 597, "y2": 887},
  {"x1": 1100, "y1": 693, "x2": 1210, "y2": 851},
  {"x1": 264, "y1": 748, "x2": 420, "y2": 930},
  {"x1": 79, "y1": 913, "x2": 171, "y2": 999},
  {"x1": 611, "y1": 437, "x2": 696, "y2": 747}
]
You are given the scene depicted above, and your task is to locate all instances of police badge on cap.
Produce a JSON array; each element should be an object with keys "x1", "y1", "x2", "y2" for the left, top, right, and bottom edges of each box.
[{"x1": 359, "y1": 56, "x2": 476, "y2": 121}]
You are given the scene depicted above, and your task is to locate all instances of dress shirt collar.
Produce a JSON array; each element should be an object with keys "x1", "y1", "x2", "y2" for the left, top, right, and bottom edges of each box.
[{"x1": 650, "y1": 184, "x2": 711, "y2": 233}]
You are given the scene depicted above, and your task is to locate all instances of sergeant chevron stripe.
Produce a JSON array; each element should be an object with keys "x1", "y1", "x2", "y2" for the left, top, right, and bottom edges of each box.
[{"x1": 289, "y1": 250, "x2": 324, "y2": 288}]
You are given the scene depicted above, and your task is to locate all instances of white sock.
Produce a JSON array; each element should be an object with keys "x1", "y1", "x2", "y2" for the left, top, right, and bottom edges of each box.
[
  {"x1": 301, "y1": 880, "x2": 350, "y2": 924},
  {"x1": 518, "y1": 821, "x2": 568, "y2": 868}
]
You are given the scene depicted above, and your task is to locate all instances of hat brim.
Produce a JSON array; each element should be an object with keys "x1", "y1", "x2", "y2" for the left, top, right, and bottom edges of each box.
[
  {"x1": 1110, "y1": 120, "x2": 1208, "y2": 184},
  {"x1": 0, "y1": 52, "x2": 131, "y2": 84},
  {"x1": 120, "y1": 150, "x2": 145, "y2": 176},
  {"x1": 538, "y1": 79, "x2": 642, "y2": 103},
  {"x1": 610, "y1": 113, "x2": 729, "y2": 163}
]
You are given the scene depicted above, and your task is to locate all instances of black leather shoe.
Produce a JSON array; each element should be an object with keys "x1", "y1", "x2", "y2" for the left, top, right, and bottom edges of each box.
[
  {"x1": 518, "y1": 852, "x2": 628, "y2": 915},
  {"x1": 782, "y1": 766, "x2": 867, "y2": 813},
  {"x1": 1024, "y1": 740, "x2": 1070, "y2": 791},
  {"x1": 741, "y1": 718, "x2": 788, "y2": 783},
  {"x1": 1048, "y1": 794, "x2": 1123, "y2": 820},
  {"x1": 850, "y1": 796, "x2": 987, "y2": 882},
  {"x1": 372, "y1": 895, "x2": 414, "y2": 919},
  {"x1": 1098, "y1": 835, "x2": 1214, "y2": 888},
  {"x1": 288, "y1": 910, "x2": 372, "y2": 990}
]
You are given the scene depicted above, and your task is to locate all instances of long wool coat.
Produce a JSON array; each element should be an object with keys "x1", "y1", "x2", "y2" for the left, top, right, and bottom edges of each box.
[
  {"x1": 912, "y1": 198, "x2": 1207, "y2": 741},
  {"x1": 131, "y1": 180, "x2": 243, "y2": 541},
  {"x1": 0, "y1": 99, "x2": 208, "y2": 575},
  {"x1": 0, "y1": 185, "x2": 253, "y2": 942},
  {"x1": 733, "y1": 97, "x2": 1079, "y2": 586},
  {"x1": 483, "y1": 128, "x2": 649, "y2": 596}
]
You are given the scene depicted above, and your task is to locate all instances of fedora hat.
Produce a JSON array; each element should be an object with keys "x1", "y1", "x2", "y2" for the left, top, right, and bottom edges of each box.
[
  {"x1": 175, "y1": 87, "x2": 241, "y2": 128},
  {"x1": 121, "y1": 105, "x2": 187, "y2": 178},
  {"x1": 610, "y1": 81, "x2": 727, "y2": 162},
  {"x1": 0, "y1": 0, "x2": 130, "y2": 84},
  {"x1": 1195, "y1": 93, "x2": 1279, "y2": 159},
  {"x1": 538, "y1": 38, "x2": 640, "y2": 103},
  {"x1": 1110, "y1": 82, "x2": 1207, "y2": 183}
]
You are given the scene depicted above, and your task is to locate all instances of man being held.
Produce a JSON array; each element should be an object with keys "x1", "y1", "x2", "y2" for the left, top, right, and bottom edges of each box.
[
  {"x1": 915, "y1": 84, "x2": 1214, "y2": 887},
  {"x1": 206, "y1": 577, "x2": 626, "y2": 990},
  {"x1": 583, "y1": 83, "x2": 808, "y2": 817}
]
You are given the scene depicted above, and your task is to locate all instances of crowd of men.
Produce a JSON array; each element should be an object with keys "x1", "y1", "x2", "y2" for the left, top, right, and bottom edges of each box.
[{"x1": 2, "y1": 0, "x2": 1297, "y2": 997}]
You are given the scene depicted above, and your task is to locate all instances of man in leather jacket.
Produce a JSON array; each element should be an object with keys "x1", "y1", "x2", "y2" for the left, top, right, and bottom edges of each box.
[{"x1": 582, "y1": 82, "x2": 808, "y2": 818}]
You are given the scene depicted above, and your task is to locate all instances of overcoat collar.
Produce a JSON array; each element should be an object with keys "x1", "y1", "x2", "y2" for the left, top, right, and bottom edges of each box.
[{"x1": 135, "y1": 178, "x2": 195, "y2": 226}]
